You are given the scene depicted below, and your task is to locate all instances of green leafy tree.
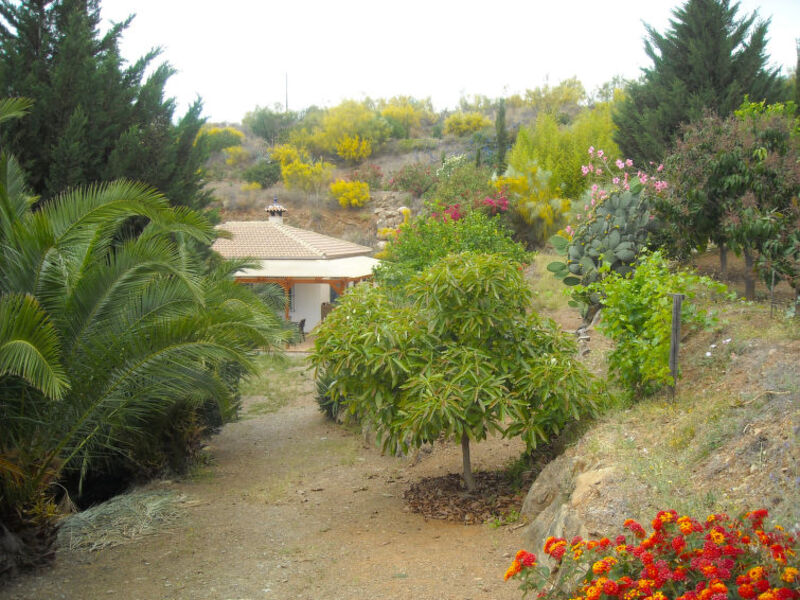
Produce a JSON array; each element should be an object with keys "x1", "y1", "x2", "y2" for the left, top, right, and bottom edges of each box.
[
  {"x1": 0, "y1": 0, "x2": 211, "y2": 209},
  {"x1": 660, "y1": 102, "x2": 800, "y2": 299},
  {"x1": 613, "y1": 0, "x2": 784, "y2": 165},
  {"x1": 374, "y1": 209, "x2": 529, "y2": 288},
  {"x1": 312, "y1": 253, "x2": 600, "y2": 492},
  {"x1": 242, "y1": 105, "x2": 298, "y2": 144}
]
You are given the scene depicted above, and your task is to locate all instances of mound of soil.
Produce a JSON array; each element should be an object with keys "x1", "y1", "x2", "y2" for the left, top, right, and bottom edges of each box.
[{"x1": 403, "y1": 470, "x2": 535, "y2": 524}]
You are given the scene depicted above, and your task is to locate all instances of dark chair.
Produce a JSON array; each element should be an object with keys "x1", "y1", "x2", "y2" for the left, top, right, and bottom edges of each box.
[{"x1": 297, "y1": 319, "x2": 306, "y2": 342}]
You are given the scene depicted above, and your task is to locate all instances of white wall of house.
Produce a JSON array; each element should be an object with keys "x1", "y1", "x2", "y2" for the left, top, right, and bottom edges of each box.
[{"x1": 289, "y1": 283, "x2": 331, "y2": 331}]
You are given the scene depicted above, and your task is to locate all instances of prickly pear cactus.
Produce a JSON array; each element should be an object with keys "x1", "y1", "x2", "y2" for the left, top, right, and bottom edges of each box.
[{"x1": 547, "y1": 185, "x2": 658, "y2": 317}]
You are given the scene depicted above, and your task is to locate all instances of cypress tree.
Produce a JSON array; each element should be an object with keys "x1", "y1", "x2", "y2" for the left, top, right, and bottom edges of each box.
[
  {"x1": 613, "y1": 0, "x2": 784, "y2": 165},
  {"x1": 0, "y1": 0, "x2": 210, "y2": 209},
  {"x1": 494, "y1": 98, "x2": 508, "y2": 174}
]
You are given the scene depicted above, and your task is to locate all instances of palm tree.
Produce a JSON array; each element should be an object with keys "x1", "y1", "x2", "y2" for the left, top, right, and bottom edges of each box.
[{"x1": 0, "y1": 100, "x2": 290, "y2": 575}]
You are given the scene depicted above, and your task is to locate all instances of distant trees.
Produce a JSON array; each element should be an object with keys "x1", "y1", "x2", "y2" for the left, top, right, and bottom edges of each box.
[
  {"x1": 494, "y1": 98, "x2": 508, "y2": 174},
  {"x1": 242, "y1": 105, "x2": 299, "y2": 145},
  {"x1": 613, "y1": 0, "x2": 785, "y2": 165},
  {"x1": 0, "y1": 0, "x2": 211, "y2": 209}
]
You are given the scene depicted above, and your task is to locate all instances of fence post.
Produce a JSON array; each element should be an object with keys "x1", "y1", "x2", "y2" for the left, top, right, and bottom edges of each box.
[{"x1": 669, "y1": 293, "x2": 685, "y2": 398}]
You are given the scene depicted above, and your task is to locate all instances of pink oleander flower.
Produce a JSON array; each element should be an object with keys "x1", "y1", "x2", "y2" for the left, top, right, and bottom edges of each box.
[
  {"x1": 616, "y1": 159, "x2": 625, "y2": 169},
  {"x1": 625, "y1": 158, "x2": 633, "y2": 167}
]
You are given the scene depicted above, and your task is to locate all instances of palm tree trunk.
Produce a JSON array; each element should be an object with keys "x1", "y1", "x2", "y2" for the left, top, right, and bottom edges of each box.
[{"x1": 461, "y1": 431, "x2": 476, "y2": 492}]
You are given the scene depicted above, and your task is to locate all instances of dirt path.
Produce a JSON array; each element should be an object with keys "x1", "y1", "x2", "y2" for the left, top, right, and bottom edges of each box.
[{"x1": 3, "y1": 356, "x2": 528, "y2": 600}]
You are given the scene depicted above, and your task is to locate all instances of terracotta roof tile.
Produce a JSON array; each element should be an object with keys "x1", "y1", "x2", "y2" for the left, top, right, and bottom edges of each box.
[{"x1": 211, "y1": 221, "x2": 374, "y2": 260}]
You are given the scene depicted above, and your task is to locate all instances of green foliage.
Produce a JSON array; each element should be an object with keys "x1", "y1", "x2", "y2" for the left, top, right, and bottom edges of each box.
[
  {"x1": 197, "y1": 126, "x2": 244, "y2": 154},
  {"x1": 548, "y1": 185, "x2": 658, "y2": 316},
  {"x1": 223, "y1": 145, "x2": 250, "y2": 166},
  {"x1": 508, "y1": 101, "x2": 620, "y2": 201},
  {"x1": 378, "y1": 96, "x2": 433, "y2": 139},
  {"x1": 388, "y1": 162, "x2": 438, "y2": 197},
  {"x1": 660, "y1": 104, "x2": 800, "y2": 298},
  {"x1": 584, "y1": 251, "x2": 726, "y2": 397},
  {"x1": 427, "y1": 155, "x2": 493, "y2": 207},
  {"x1": 444, "y1": 111, "x2": 491, "y2": 136},
  {"x1": 291, "y1": 99, "x2": 390, "y2": 157},
  {"x1": 613, "y1": 0, "x2": 784, "y2": 165},
  {"x1": 522, "y1": 77, "x2": 586, "y2": 116},
  {"x1": 311, "y1": 253, "x2": 601, "y2": 491},
  {"x1": 374, "y1": 209, "x2": 530, "y2": 288},
  {"x1": 493, "y1": 162, "x2": 571, "y2": 248},
  {"x1": 329, "y1": 179, "x2": 370, "y2": 208},
  {"x1": 0, "y1": 0, "x2": 211, "y2": 209},
  {"x1": 242, "y1": 105, "x2": 298, "y2": 144},
  {"x1": 242, "y1": 159, "x2": 281, "y2": 188},
  {"x1": 348, "y1": 163, "x2": 384, "y2": 189}
]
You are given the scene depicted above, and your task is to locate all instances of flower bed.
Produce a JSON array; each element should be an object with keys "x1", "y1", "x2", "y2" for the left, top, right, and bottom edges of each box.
[{"x1": 505, "y1": 510, "x2": 798, "y2": 600}]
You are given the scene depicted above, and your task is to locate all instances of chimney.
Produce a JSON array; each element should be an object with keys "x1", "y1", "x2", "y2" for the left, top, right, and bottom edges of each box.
[{"x1": 266, "y1": 196, "x2": 287, "y2": 224}]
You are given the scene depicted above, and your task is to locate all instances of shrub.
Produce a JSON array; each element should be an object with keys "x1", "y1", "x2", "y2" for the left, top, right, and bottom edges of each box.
[
  {"x1": 348, "y1": 163, "x2": 384, "y2": 189},
  {"x1": 374, "y1": 209, "x2": 530, "y2": 288},
  {"x1": 240, "y1": 181, "x2": 261, "y2": 191},
  {"x1": 444, "y1": 111, "x2": 491, "y2": 136},
  {"x1": 505, "y1": 509, "x2": 798, "y2": 600},
  {"x1": 224, "y1": 145, "x2": 250, "y2": 166},
  {"x1": 583, "y1": 251, "x2": 726, "y2": 397},
  {"x1": 388, "y1": 162, "x2": 438, "y2": 197},
  {"x1": 427, "y1": 157, "x2": 493, "y2": 207},
  {"x1": 242, "y1": 160, "x2": 281, "y2": 188},
  {"x1": 336, "y1": 134, "x2": 372, "y2": 163},
  {"x1": 196, "y1": 125, "x2": 244, "y2": 154},
  {"x1": 330, "y1": 179, "x2": 370, "y2": 208}
]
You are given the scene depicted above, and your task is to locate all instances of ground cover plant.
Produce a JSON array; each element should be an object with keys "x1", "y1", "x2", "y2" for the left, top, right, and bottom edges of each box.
[{"x1": 505, "y1": 509, "x2": 799, "y2": 600}]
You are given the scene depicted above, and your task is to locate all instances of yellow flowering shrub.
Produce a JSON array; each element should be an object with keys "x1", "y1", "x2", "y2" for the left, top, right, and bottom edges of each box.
[
  {"x1": 195, "y1": 125, "x2": 244, "y2": 153},
  {"x1": 271, "y1": 144, "x2": 333, "y2": 199},
  {"x1": 336, "y1": 134, "x2": 372, "y2": 163},
  {"x1": 224, "y1": 146, "x2": 250, "y2": 166},
  {"x1": 493, "y1": 162, "x2": 570, "y2": 246},
  {"x1": 443, "y1": 111, "x2": 491, "y2": 136},
  {"x1": 240, "y1": 181, "x2": 261, "y2": 191},
  {"x1": 329, "y1": 179, "x2": 370, "y2": 208}
]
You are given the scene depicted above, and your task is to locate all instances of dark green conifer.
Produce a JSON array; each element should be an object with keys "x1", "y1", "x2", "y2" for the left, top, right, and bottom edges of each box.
[
  {"x1": 494, "y1": 98, "x2": 507, "y2": 174},
  {"x1": 613, "y1": 0, "x2": 784, "y2": 165},
  {"x1": 0, "y1": 0, "x2": 210, "y2": 209}
]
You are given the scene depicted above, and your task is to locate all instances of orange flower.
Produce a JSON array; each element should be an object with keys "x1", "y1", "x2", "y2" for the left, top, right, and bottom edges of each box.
[
  {"x1": 749, "y1": 567, "x2": 766, "y2": 581},
  {"x1": 504, "y1": 559, "x2": 521, "y2": 581},
  {"x1": 781, "y1": 568, "x2": 798, "y2": 583}
]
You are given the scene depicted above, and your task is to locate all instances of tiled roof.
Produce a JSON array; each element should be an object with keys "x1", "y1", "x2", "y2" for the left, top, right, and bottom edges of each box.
[{"x1": 212, "y1": 221, "x2": 374, "y2": 260}]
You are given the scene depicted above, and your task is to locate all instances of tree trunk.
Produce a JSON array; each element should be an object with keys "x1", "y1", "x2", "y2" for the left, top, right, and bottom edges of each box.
[
  {"x1": 719, "y1": 242, "x2": 728, "y2": 280},
  {"x1": 743, "y1": 249, "x2": 756, "y2": 300},
  {"x1": 461, "y1": 432, "x2": 476, "y2": 492}
]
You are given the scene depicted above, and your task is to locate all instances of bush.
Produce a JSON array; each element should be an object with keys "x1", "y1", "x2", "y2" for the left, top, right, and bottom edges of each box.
[
  {"x1": 584, "y1": 251, "x2": 726, "y2": 397},
  {"x1": 388, "y1": 162, "x2": 438, "y2": 197},
  {"x1": 348, "y1": 163, "x2": 384, "y2": 189},
  {"x1": 444, "y1": 111, "x2": 491, "y2": 136},
  {"x1": 336, "y1": 134, "x2": 372, "y2": 163},
  {"x1": 224, "y1": 145, "x2": 250, "y2": 166},
  {"x1": 197, "y1": 126, "x2": 244, "y2": 154},
  {"x1": 329, "y1": 179, "x2": 370, "y2": 208},
  {"x1": 505, "y1": 509, "x2": 799, "y2": 600},
  {"x1": 242, "y1": 160, "x2": 281, "y2": 188}
]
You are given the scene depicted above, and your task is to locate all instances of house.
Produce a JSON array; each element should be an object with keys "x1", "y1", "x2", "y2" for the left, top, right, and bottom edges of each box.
[{"x1": 211, "y1": 200, "x2": 379, "y2": 331}]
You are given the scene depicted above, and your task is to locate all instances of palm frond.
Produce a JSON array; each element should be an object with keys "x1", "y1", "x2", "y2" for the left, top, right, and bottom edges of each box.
[{"x1": 0, "y1": 293, "x2": 69, "y2": 399}]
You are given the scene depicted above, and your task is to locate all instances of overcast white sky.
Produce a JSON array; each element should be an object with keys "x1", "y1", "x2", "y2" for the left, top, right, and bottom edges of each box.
[{"x1": 100, "y1": 1, "x2": 800, "y2": 123}]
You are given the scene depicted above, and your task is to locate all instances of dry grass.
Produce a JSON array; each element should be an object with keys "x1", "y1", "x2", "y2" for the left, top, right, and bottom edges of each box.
[{"x1": 57, "y1": 489, "x2": 187, "y2": 552}]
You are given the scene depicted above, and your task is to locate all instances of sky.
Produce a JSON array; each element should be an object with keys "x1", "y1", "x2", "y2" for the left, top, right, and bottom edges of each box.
[{"x1": 100, "y1": 0, "x2": 800, "y2": 124}]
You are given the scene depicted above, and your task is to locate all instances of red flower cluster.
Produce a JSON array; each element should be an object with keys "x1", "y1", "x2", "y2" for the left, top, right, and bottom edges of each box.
[{"x1": 505, "y1": 510, "x2": 798, "y2": 600}]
